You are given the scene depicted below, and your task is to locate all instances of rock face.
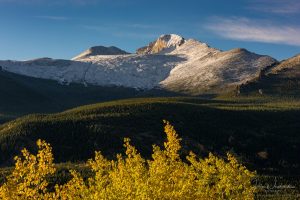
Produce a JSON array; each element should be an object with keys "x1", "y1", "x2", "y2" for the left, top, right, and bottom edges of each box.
[
  {"x1": 240, "y1": 54, "x2": 300, "y2": 95},
  {"x1": 73, "y1": 46, "x2": 129, "y2": 60},
  {"x1": 0, "y1": 34, "x2": 278, "y2": 95},
  {"x1": 270, "y1": 54, "x2": 300, "y2": 76},
  {"x1": 136, "y1": 34, "x2": 185, "y2": 54}
]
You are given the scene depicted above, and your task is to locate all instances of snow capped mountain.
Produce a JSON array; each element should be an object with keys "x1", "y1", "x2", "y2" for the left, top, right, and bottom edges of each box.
[
  {"x1": 136, "y1": 34, "x2": 185, "y2": 54},
  {"x1": 72, "y1": 46, "x2": 129, "y2": 60},
  {"x1": 0, "y1": 34, "x2": 277, "y2": 95},
  {"x1": 0, "y1": 58, "x2": 91, "y2": 85},
  {"x1": 161, "y1": 43, "x2": 276, "y2": 94}
]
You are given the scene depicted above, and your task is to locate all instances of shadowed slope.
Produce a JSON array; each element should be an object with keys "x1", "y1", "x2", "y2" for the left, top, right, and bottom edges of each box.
[{"x1": 0, "y1": 97, "x2": 300, "y2": 176}]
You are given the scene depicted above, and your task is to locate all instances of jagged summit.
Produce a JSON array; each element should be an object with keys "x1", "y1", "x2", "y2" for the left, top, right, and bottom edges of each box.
[
  {"x1": 136, "y1": 34, "x2": 185, "y2": 55},
  {"x1": 73, "y1": 46, "x2": 129, "y2": 60}
]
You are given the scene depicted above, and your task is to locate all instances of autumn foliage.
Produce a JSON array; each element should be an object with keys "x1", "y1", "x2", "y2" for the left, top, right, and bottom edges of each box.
[{"x1": 0, "y1": 120, "x2": 256, "y2": 199}]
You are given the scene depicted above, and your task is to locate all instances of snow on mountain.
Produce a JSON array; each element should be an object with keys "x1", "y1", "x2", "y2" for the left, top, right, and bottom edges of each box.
[
  {"x1": 0, "y1": 55, "x2": 184, "y2": 89},
  {"x1": 161, "y1": 43, "x2": 276, "y2": 94},
  {"x1": 0, "y1": 34, "x2": 277, "y2": 94},
  {"x1": 0, "y1": 58, "x2": 91, "y2": 85},
  {"x1": 72, "y1": 46, "x2": 129, "y2": 60},
  {"x1": 136, "y1": 34, "x2": 185, "y2": 54}
]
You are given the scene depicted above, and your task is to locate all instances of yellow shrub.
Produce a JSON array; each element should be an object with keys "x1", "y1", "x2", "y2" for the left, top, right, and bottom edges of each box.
[
  {"x1": 0, "y1": 121, "x2": 256, "y2": 200},
  {"x1": 0, "y1": 139, "x2": 55, "y2": 199}
]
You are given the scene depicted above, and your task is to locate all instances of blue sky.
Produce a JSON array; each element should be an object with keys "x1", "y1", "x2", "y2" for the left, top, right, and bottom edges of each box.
[{"x1": 0, "y1": 0, "x2": 299, "y2": 60}]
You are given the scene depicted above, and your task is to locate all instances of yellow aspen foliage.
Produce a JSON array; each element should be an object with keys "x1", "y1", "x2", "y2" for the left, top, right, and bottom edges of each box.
[
  {"x1": 0, "y1": 121, "x2": 256, "y2": 200},
  {"x1": 53, "y1": 170, "x2": 88, "y2": 200},
  {"x1": 0, "y1": 139, "x2": 56, "y2": 200},
  {"x1": 187, "y1": 152, "x2": 256, "y2": 199}
]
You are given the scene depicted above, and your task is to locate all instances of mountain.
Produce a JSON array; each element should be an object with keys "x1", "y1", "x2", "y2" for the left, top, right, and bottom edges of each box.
[
  {"x1": 240, "y1": 54, "x2": 300, "y2": 96},
  {"x1": 0, "y1": 34, "x2": 277, "y2": 95},
  {"x1": 271, "y1": 54, "x2": 300, "y2": 73},
  {"x1": 136, "y1": 34, "x2": 185, "y2": 54},
  {"x1": 72, "y1": 46, "x2": 129, "y2": 60},
  {"x1": 0, "y1": 69, "x2": 183, "y2": 124},
  {"x1": 160, "y1": 44, "x2": 276, "y2": 94}
]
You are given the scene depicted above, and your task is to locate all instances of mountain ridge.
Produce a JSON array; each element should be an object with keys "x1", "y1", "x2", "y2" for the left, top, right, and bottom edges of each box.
[
  {"x1": 0, "y1": 34, "x2": 277, "y2": 95},
  {"x1": 239, "y1": 54, "x2": 300, "y2": 96},
  {"x1": 72, "y1": 46, "x2": 129, "y2": 60}
]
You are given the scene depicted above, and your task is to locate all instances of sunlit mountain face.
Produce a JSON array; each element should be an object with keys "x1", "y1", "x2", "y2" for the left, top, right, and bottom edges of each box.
[{"x1": 0, "y1": 34, "x2": 276, "y2": 95}]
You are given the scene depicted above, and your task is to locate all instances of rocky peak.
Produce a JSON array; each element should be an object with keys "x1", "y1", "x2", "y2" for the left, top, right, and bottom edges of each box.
[{"x1": 136, "y1": 34, "x2": 185, "y2": 55}]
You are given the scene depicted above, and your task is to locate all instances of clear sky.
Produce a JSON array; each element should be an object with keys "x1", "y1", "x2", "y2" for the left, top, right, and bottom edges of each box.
[{"x1": 0, "y1": 0, "x2": 299, "y2": 61}]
